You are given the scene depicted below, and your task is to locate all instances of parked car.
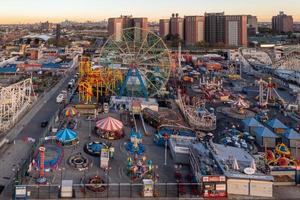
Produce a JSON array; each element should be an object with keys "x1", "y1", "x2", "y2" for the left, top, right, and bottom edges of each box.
[
  {"x1": 103, "y1": 103, "x2": 109, "y2": 113},
  {"x1": 56, "y1": 90, "x2": 67, "y2": 103},
  {"x1": 41, "y1": 120, "x2": 49, "y2": 128}
]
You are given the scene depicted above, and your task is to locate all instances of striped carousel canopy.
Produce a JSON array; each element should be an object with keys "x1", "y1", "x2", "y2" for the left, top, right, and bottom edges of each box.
[
  {"x1": 96, "y1": 117, "x2": 124, "y2": 132},
  {"x1": 65, "y1": 106, "x2": 78, "y2": 117}
]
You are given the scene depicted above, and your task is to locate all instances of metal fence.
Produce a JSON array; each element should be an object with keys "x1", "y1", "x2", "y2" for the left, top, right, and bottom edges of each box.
[{"x1": 17, "y1": 182, "x2": 202, "y2": 199}]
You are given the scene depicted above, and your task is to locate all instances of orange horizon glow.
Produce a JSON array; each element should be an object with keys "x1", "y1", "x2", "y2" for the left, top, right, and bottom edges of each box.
[
  {"x1": 1, "y1": 0, "x2": 300, "y2": 24},
  {"x1": 1, "y1": 16, "x2": 300, "y2": 24}
]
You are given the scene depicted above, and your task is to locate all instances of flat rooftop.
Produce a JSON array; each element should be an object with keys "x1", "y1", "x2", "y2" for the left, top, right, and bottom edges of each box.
[{"x1": 192, "y1": 142, "x2": 274, "y2": 181}]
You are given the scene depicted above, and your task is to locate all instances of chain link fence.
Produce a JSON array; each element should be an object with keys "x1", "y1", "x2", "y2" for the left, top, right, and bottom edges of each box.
[{"x1": 17, "y1": 182, "x2": 202, "y2": 199}]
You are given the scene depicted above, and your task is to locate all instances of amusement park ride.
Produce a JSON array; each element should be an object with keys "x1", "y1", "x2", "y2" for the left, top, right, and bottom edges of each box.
[
  {"x1": 98, "y1": 27, "x2": 171, "y2": 100},
  {"x1": 0, "y1": 78, "x2": 36, "y2": 133},
  {"x1": 176, "y1": 89, "x2": 217, "y2": 131},
  {"x1": 256, "y1": 77, "x2": 285, "y2": 108}
]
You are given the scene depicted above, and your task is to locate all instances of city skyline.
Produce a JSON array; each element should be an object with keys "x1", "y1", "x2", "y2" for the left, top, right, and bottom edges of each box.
[{"x1": 0, "y1": 0, "x2": 300, "y2": 24}]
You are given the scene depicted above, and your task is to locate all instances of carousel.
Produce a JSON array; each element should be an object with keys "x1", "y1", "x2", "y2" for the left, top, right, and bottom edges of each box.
[
  {"x1": 95, "y1": 117, "x2": 124, "y2": 140},
  {"x1": 55, "y1": 128, "x2": 79, "y2": 146}
]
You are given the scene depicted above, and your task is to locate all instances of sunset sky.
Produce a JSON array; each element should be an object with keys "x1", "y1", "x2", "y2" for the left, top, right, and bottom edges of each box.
[{"x1": 0, "y1": 0, "x2": 299, "y2": 24}]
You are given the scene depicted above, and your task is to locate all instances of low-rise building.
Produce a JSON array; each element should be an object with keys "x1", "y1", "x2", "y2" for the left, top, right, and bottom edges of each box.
[{"x1": 190, "y1": 142, "x2": 273, "y2": 198}]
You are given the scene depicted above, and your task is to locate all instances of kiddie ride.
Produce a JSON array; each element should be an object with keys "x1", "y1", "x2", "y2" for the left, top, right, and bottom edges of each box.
[
  {"x1": 127, "y1": 155, "x2": 157, "y2": 182},
  {"x1": 265, "y1": 143, "x2": 300, "y2": 167},
  {"x1": 125, "y1": 129, "x2": 145, "y2": 155},
  {"x1": 154, "y1": 125, "x2": 196, "y2": 146},
  {"x1": 191, "y1": 76, "x2": 230, "y2": 102}
]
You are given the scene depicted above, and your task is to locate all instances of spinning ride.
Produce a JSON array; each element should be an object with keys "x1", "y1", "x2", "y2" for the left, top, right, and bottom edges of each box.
[
  {"x1": 127, "y1": 156, "x2": 155, "y2": 181},
  {"x1": 265, "y1": 143, "x2": 299, "y2": 167},
  {"x1": 231, "y1": 95, "x2": 250, "y2": 114},
  {"x1": 99, "y1": 27, "x2": 171, "y2": 99},
  {"x1": 84, "y1": 141, "x2": 109, "y2": 156},
  {"x1": 83, "y1": 176, "x2": 107, "y2": 192},
  {"x1": 125, "y1": 130, "x2": 145, "y2": 155},
  {"x1": 256, "y1": 78, "x2": 285, "y2": 107},
  {"x1": 68, "y1": 153, "x2": 90, "y2": 171},
  {"x1": 55, "y1": 128, "x2": 79, "y2": 146},
  {"x1": 33, "y1": 142, "x2": 64, "y2": 172},
  {"x1": 95, "y1": 117, "x2": 124, "y2": 140}
]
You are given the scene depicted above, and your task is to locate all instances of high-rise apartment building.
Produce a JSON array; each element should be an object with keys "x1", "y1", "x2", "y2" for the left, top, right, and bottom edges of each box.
[
  {"x1": 108, "y1": 17, "x2": 123, "y2": 41},
  {"x1": 247, "y1": 15, "x2": 258, "y2": 36},
  {"x1": 225, "y1": 15, "x2": 248, "y2": 47},
  {"x1": 108, "y1": 16, "x2": 148, "y2": 41},
  {"x1": 204, "y1": 12, "x2": 225, "y2": 46},
  {"x1": 170, "y1": 13, "x2": 184, "y2": 39},
  {"x1": 272, "y1": 11, "x2": 293, "y2": 33},
  {"x1": 159, "y1": 19, "x2": 170, "y2": 37},
  {"x1": 133, "y1": 18, "x2": 148, "y2": 40},
  {"x1": 184, "y1": 16, "x2": 205, "y2": 45}
]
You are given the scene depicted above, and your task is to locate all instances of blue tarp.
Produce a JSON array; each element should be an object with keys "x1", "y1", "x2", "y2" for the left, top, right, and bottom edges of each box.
[
  {"x1": 0, "y1": 64, "x2": 17, "y2": 73},
  {"x1": 243, "y1": 117, "x2": 263, "y2": 127},
  {"x1": 42, "y1": 62, "x2": 61, "y2": 69},
  {"x1": 55, "y1": 128, "x2": 78, "y2": 142},
  {"x1": 283, "y1": 129, "x2": 300, "y2": 140},
  {"x1": 267, "y1": 119, "x2": 288, "y2": 129},
  {"x1": 253, "y1": 127, "x2": 279, "y2": 138}
]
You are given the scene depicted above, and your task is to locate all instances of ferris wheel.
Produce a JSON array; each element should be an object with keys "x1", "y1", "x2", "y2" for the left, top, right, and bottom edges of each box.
[{"x1": 99, "y1": 27, "x2": 171, "y2": 98}]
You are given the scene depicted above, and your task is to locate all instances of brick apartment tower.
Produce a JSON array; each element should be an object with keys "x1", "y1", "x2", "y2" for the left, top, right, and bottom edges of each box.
[
  {"x1": 184, "y1": 16, "x2": 205, "y2": 45},
  {"x1": 225, "y1": 15, "x2": 248, "y2": 47},
  {"x1": 205, "y1": 12, "x2": 226, "y2": 46},
  {"x1": 159, "y1": 19, "x2": 170, "y2": 37},
  {"x1": 170, "y1": 13, "x2": 184, "y2": 39},
  {"x1": 272, "y1": 11, "x2": 293, "y2": 33},
  {"x1": 108, "y1": 16, "x2": 148, "y2": 41}
]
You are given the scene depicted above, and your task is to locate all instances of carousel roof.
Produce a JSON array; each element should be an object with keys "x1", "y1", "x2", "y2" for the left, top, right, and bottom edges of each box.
[
  {"x1": 55, "y1": 128, "x2": 78, "y2": 142},
  {"x1": 283, "y1": 129, "x2": 300, "y2": 140},
  {"x1": 243, "y1": 117, "x2": 263, "y2": 127},
  {"x1": 96, "y1": 116, "x2": 123, "y2": 132},
  {"x1": 267, "y1": 119, "x2": 288, "y2": 129},
  {"x1": 253, "y1": 127, "x2": 279, "y2": 138}
]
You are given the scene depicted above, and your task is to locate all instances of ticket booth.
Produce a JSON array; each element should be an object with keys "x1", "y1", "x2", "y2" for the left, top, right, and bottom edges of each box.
[
  {"x1": 142, "y1": 179, "x2": 154, "y2": 197},
  {"x1": 100, "y1": 148, "x2": 109, "y2": 169},
  {"x1": 202, "y1": 176, "x2": 227, "y2": 198}
]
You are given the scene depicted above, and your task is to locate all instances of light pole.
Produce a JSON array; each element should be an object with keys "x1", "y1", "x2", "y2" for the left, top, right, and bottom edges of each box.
[
  {"x1": 59, "y1": 167, "x2": 65, "y2": 184},
  {"x1": 88, "y1": 119, "x2": 91, "y2": 141},
  {"x1": 164, "y1": 139, "x2": 167, "y2": 166}
]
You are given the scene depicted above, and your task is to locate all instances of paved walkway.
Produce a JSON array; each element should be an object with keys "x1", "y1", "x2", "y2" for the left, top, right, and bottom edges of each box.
[{"x1": 0, "y1": 70, "x2": 75, "y2": 194}]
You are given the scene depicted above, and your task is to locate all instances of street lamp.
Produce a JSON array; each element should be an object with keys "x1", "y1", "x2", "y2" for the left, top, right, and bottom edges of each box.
[
  {"x1": 164, "y1": 138, "x2": 168, "y2": 166},
  {"x1": 59, "y1": 167, "x2": 65, "y2": 184}
]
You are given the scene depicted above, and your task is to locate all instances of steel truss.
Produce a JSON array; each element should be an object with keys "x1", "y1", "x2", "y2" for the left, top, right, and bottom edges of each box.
[{"x1": 0, "y1": 78, "x2": 36, "y2": 133}]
